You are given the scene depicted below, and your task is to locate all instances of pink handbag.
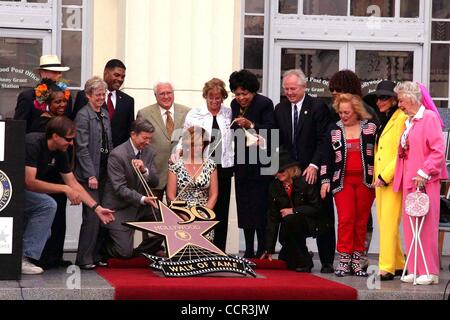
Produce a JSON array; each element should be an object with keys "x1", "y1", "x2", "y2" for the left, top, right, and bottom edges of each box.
[{"x1": 405, "y1": 189, "x2": 430, "y2": 217}]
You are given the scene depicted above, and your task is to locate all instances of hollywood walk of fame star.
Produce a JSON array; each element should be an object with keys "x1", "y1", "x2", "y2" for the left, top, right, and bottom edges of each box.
[{"x1": 125, "y1": 201, "x2": 226, "y2": 259}]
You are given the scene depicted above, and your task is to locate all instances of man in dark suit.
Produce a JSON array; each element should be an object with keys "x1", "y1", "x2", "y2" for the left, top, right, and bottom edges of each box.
[
  {"x1": 100, "y1": 118, "x2": 163, "y2": 259},
  {"x1": 73, "y1": 59, "x2": 135, "y2": 147},
  {"x1": 274, "y1": 69, "x2": 335, "y2": 273},
  {"x1": 14, "y1": 54, "x2": 73, "y2": 132}
]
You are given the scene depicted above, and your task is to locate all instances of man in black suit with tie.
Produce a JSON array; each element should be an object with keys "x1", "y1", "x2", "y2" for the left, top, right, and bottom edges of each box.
[
  {"x1": 274, "y1": 69, "x2": 335, "y2": 273},
  {"x1": 73, "y1": 59, "x2": 135, "y2": 147}
]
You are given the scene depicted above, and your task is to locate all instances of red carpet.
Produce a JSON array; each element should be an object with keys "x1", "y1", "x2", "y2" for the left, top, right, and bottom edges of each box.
[{"x1": 96, "y1": 257, "x2": 357, "y2": 300}]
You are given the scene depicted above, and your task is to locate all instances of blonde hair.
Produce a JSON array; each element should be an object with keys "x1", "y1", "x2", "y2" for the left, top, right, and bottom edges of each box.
[
  {"x1": 202, "y1": 78, "x2": 228, "y2": 99},
  {"x1": 333, "y1": 93, "x2": 372, "y2": 120}
]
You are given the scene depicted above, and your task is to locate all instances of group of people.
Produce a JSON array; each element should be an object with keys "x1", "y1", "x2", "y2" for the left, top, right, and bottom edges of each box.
[{"x1": 14, "y1": 55, "x2": 447, "y2": 286}]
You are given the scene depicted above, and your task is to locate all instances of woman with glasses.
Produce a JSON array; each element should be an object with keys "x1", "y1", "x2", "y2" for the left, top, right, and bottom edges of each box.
[
  {"x1": 229, "y1": 69, "x2": 275, "y2": 258},
  {"x1": 393, "y1": 81, "x2": 447, "y2": 285},
  {"x1": 74, "y1": 76, "x2": 113, "y2": 269},
  {"x1": 175, "y1": 78, "x2": 233, "y2": 251},
  {"x1": 364, "y1": 80, "x2": 408, "y2": 281},
  {"x1": 320, "y1": 94, "x2": 376, "y2": 277}
]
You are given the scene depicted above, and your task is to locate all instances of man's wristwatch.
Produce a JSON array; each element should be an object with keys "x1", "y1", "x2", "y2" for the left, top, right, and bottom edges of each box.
[{"x1": 91, "y1": 203, "x2": 100, "y2": 211}]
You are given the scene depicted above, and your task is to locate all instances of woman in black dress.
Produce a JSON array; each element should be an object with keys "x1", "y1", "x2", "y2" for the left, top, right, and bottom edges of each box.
[{"x1": 229, "y1": 69, "x2": 275, "y2": 258}]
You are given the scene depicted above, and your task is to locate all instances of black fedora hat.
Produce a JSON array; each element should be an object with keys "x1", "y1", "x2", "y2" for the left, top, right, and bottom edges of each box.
[
  {"x1": 363, "y1": 80, "x2": 397, "y2": 108},
  {"x1": 277, "y1": 148, "x2": 300, "y2": 173}
]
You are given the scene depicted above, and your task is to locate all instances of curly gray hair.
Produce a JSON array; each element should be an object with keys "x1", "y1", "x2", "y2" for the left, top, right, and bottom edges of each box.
[{"x1": 394, "y1": 81, "x2": 422, "y2": 105}]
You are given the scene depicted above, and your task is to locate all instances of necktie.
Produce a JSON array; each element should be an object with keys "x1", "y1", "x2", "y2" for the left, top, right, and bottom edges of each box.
[
  {"x1": 292, "y1": 104, "x2": 299, "y2": 160},
  {"x1": 136, "y1": 151, "x2": 141, "y2": 159},
  {"x1": 107, "y1": 92, "x2": 115, "y2": 121},
  {"x1": 293, "y1": 104, "x2": 299, "y2": 140},
  {"x1": 166, "y1": 110, "x2": 174, "y2": 138}
]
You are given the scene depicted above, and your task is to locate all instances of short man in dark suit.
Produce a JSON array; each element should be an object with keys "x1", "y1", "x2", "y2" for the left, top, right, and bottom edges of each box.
[
  {"x1": 73, "y1": 59, "x2": 135, "y2": 147},
  {"x1": 14, "y1": 54, "x2": 73, "y2": 132},
  {"x1": 100, "y1": 118, "x2": 163, "y2": 259},
  {"x1": 274, "y1": 69, "x2": 335, "y2": 273}
]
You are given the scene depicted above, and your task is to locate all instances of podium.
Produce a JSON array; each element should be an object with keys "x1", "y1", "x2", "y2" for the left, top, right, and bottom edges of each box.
[{"x1": 0, "y1": 120, "x2": 25, "y2": 280}]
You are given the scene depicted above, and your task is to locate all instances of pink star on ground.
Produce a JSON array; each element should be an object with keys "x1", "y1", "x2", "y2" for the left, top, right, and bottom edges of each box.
[{"x1": 126, "y1": 201, "x2": 225, "y2": 258}]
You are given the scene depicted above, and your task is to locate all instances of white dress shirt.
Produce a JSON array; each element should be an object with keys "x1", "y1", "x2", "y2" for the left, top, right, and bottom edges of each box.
[
  {"x1": 106, "y1": 90, "x2": 117, "y2": 109},
  {"x1": 130, "y1": 139, "x2": 150, "y2": 204},
  {"x1": 291, "y1": 95, "x2": 305, "y2": 142},
  {"x1": 291, "y1": 96, "x2": 317, "y2": 170},
  {"x1": 159, "y1": 105, "x2": 175, "y2": 126}
]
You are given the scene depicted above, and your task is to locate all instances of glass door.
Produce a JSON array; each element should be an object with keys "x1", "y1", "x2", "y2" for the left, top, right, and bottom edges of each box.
[
  {"x1": 271, "y1": 40, "x2": 347, "y2": 105},
  {"x1": 348, "y1": 42, "x2": 423, "y2": 95},
  {"x1": 0, "y1": 29, "x2": 51, "y2": 119},
  {"x1": 271, "y1": 41, "x2": 423, "y2": 105}
]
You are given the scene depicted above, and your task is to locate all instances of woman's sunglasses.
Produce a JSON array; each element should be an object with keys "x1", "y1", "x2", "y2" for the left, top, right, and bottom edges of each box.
[{"x1": 376, "y1": 95, "x2": 392, "y2": 101}]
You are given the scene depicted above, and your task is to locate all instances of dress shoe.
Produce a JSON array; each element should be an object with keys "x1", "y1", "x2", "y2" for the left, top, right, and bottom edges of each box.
[
  {"x1": 416, "y1": 275, "x2": 439, "y2": 285},
  {"x1": 379, "y1": 272, "x2": 394, "y2": 281},
  {"x1": 395, "y1": 269, "x2": 406, "y2": 276},
  {"x1": 320, "y1": 263, "x2": 334, "y2": 273},
  {"x1": 400, "y1": 274, "x2": 415, "y2": 283},
  {"x1": 58, "y1": 260, "x2": 73, "y2": 267},
  {"x1": 243, "y1": 252, "x2": 255, "y2": 259},
  {"x1": 296, "y1": 263, "x2": 313, "y2": 273},
  {"x1": 96, "y1": 261, "x2": 108, "y2": 267},
  {"x1": 78, "y1": 264, "x2": 96, "y2": 270}
]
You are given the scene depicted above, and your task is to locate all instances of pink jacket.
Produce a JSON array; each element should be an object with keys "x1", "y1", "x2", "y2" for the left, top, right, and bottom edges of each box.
[{"x1": 393, "y1": 109, "x2": 447, "y2": 192}]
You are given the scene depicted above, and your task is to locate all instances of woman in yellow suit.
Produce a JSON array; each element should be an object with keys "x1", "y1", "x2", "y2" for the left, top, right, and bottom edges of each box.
[{"x1": 365, "y1": 81, "x2": 408, "y2": 280}]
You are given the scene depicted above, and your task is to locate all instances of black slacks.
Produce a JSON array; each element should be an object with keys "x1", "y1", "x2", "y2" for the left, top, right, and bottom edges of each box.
[
  {"x1": 316, "y1": 193, "x2": 336, "y2": 265},
  {"x1": 279, "y1": 213, "x2": 312, "y2": 270},
  {"x1": 212, "y1": 166, "x2": 233, "y2": 252}
]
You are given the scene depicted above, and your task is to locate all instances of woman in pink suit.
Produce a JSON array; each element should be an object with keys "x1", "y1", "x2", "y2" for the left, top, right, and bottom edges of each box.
[{"x1": 393, "y1": 81, "x2": 447, "y2": 285}]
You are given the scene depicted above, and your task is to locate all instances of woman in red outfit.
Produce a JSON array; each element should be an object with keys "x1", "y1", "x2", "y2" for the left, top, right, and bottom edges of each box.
[{"x1": 320, "y1": 94, "x2": 377, "y2": 277}]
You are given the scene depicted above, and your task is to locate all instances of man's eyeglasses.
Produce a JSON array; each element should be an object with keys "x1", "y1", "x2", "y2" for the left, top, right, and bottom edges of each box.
[
  {"x1": 377, "y1": 95, "x2": 392, "y2": 101},
  {"x1": 157, "y1": 91, "x2": 173, "y2": 97},
  {"x1": 62, "y1": 136, "x2": 75, "y2": 142}
]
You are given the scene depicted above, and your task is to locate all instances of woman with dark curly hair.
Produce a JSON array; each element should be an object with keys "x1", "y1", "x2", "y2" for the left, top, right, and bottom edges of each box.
[{"x1": 229, "y1": 69, "x2": 275, "y2": 258}]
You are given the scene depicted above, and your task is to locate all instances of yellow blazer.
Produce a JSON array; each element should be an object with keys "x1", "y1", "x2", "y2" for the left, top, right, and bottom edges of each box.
[{"x1": 374, "y1": 108, "x2": 408, "y2": 184}]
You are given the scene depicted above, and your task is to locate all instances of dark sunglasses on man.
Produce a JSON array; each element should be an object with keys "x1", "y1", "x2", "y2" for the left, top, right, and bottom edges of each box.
[{"x1": 62, "y1": 136, "x2": 75, "y2": 142}]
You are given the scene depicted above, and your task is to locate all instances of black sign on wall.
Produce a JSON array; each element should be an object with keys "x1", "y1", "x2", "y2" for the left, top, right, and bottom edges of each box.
[{"x1": 0, "y1": 120, "x2": 25, "y2": 280}]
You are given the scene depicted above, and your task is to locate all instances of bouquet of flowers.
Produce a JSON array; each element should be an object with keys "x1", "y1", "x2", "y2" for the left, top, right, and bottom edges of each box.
[{"x1": 34, "y1": 79, "x2": 70, "y2": 112}]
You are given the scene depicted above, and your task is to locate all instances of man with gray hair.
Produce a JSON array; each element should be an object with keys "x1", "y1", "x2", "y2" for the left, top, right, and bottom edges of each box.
[
  {"x1": 100, "y1": 118, "x2": 163, "y2": 259},
  {"x1": 274, "y1": 69, "x2": 335, "y2": 273},
  {"x1": 137, "y1": 81, "x2": 190, "y2": 201}
]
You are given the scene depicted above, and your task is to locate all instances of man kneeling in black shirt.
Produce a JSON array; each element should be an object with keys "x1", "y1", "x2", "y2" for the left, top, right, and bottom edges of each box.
[{"x1": 22, "y1": 116, "x2": 115, "y2": 275}]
